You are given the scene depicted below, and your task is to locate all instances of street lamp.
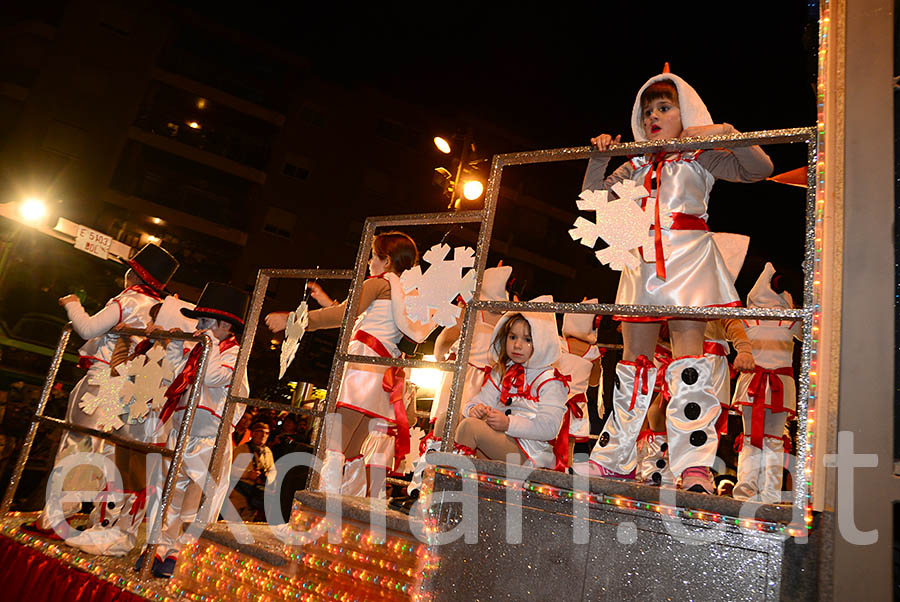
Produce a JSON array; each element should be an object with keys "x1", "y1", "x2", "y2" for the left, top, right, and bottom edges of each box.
[
  {"x1": 432, "y1": 131, "x2": 485, "y2": 209},
  {"x1": 433, "y1": 136, "x2": 451, "y2": 154},
  {"x1": 19, "y1": 197, "x2": 47, "y2": 224},
  {"x1": 462, "y1": 180, "x2": 484, "y2": 201}
]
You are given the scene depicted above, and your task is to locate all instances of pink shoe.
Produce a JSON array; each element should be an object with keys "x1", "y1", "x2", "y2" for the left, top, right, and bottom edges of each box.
[
  {"x1": 576, "y1": 460, "x2": 636, "y2": 480},
  {"x1": 680, "y1": 466, "x2": 715, "y2": 494}
]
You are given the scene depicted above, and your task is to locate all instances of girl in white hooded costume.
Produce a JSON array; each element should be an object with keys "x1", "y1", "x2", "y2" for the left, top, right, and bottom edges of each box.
[
  {"x1": 581, "y1": 67, "x2": 773, "y2": 493},
  {"x1": 266, "y1": 231, "x2": 422, "y2": 498},
  {"x1": 731, "y1": 263, "x2": 799, "y2": 503},
  {"x1": 395, "y1": 265, "x2": 513, "y2": 503},
  {"x1": 454, "y1": 298, "x2": 569, "y2": 469}
]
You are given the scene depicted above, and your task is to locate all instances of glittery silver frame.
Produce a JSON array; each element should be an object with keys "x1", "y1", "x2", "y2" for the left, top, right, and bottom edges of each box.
[
  {"x1": 225, "y1": 126, "x2": 817, "y2": 517},
  {"x1": 0, "y1": 325, "x2": 218, "y2": 578}
]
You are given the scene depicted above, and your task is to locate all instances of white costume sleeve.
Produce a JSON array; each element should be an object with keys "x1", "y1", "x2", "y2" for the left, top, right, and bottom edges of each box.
[
  {"x1": 505, "y1": 379, "x2": 567, "y2": 442},
  {"x1": 204, "y1": 344, "x2": 237, "y2": 388},
  {"x1": 166, "y1": 339, "x2": 188, "y2": 373},
  {"x1": 463, "y1": 376, "x2": 501, "y2": 417},
  {"x1": 64, "y1": 300, "x2": 121, "y2": 340}
]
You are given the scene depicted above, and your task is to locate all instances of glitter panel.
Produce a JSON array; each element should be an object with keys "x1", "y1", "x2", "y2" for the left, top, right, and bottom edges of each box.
[{"x1": 425, "y1": 466, "x2": 787, "y2": 601}]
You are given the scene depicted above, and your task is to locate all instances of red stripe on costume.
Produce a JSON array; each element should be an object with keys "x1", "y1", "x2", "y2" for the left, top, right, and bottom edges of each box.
[
  {"x1": 703, "y1": 341, "x2": 728, "y2": 356},
  {"x1": 194, "y1": 307, "x2": 244, "y2": 325},
  {"x1": 125, "y1": 261, "x2": 166, "y2": 293},
  {"x1": 534, "y1": 368, "x2": 571, "y2": 398}
]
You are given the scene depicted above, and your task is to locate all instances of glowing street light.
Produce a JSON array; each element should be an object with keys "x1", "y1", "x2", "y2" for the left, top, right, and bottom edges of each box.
[
  {"x1": 187, "y1": 121, "x2": 201, "y2": 129},
  {"x1": 20, "y1": 197, "x2": 47, "y2": 224},
  {"x1": 433, "y1": 136, "x2": 451, "y2": 154},
  {"x1": 462, "y1": 180, "x2": 484, "y2": 201}
]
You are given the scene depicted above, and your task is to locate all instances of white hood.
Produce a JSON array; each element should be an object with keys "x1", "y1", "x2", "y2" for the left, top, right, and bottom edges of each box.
[
  {"x1": 630, "y1": 72, "x2": 713, "y2": 142},
  {"x1": 489, "y1": 295, "x2": 561, "y2": 369},
  {"x1": 479, "y1": 265, "x2": 512, "y2": 302},
  {"x1": 561, "y1": 298, "x2": 599, "y2": 344},
  {"x1": 747, "y1": 262, "x2": 794, "y2": 309}
]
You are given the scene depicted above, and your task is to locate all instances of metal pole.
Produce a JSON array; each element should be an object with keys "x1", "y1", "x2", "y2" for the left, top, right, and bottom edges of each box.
[
  {"x1": 140, "y1": 333, "x2": 213, "y2": 578},
  {"x1": 0, "y1": 323, "x2": 71, "y2": 514}
]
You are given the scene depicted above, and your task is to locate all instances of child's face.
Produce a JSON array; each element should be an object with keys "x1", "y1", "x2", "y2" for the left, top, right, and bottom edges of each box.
[
  {"x1": 368, "y1": 251, "x2": 390, "y2": 276},
  {"x1": 641, "y1": 97, "x2": 683, "y2": 140},
  {"x1": 505, "y1": 319, "x2": 534, "y2": 365}
]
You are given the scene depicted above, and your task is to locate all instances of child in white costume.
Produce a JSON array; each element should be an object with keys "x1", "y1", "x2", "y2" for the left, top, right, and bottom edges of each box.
[
  {"x1": 23, "y1": 243, "x2": 178, "y2": 539},
  {"x1": 397, "y1": 265, "x2": 513, "y2": 502},
  {"x1": 554, "y1": 300, "x2": 604, "y2": 470},
  {"x1": 731, "y1": 263, "x2": 799, "y2": 503},
  {"x1": 582, "y1": 68, "x2": 773, "y2": 493},
  {"x1": 454, "y1": 297, "x2": 569, "y2": 469},
  {"x1": 135, "y1": 282, "x2": 249, "y2": 578},
  {"x1": 266, "y1": 232, "x2": 420, "y2": 497}
]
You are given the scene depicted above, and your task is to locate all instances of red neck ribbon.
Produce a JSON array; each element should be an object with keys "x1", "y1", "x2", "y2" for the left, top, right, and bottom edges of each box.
[{"x1": 499, "y1": 364, "x2": 526, "y2": 405}]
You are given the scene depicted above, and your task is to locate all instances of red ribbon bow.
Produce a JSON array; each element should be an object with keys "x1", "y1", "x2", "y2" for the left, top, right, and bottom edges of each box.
[
  {"x1": 472, "y1": 364, "x2": 493, "y2": 387},
  {"x1": 499, "y1": 364, "x2": 526, "y2": 405},
  {"x1": 629, "y1": 355, "x2": 654, "y2": 411},
  {"x1": 746, "y1": 366, "x2": 794, "y2": 448}
]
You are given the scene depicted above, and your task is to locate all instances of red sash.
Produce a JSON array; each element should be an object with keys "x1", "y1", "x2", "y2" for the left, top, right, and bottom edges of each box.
[
  {"x1": 351, "y1": 330, "x2": 410, "y2": 468},
  {"x1": 746, "y1": 366, "x2": 794, "y2": 448},
  {"x1": 161, "y1": 336, "x2": 238, "y2": 423},
  {"x1": 703, "y1": 341, "x2": 728, "y2": 356},
  {"x1": 639, "y1": 155, "x2": 709, "y2": 280}
]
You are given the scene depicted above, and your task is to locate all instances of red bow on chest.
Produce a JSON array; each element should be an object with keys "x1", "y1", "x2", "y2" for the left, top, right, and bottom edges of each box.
[{"x1": 499, "y1": 364, "x2": 527, "y2": 406}]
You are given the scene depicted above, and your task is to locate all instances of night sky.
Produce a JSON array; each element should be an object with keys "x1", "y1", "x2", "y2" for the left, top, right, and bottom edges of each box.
[{"x1": 215, "y1": 2, "x2": 819, "y2": 302}]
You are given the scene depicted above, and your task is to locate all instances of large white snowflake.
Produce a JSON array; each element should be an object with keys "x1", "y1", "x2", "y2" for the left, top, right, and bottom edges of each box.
[
  {"x1": 118, "y1": 344, "x2": 176, "y2": 423},
  {"x1": 279, "y1": 300, "x2": 309, "y2": 379},
  {"x1": 79, "y1": 371, "x2": 129, "y2": 432},
  {"x1": 571, "y1": 180, "x2": 673, "y2": 271},
  {"x1": 400, "y1": 244, "x2": 476, "y2": 327}
]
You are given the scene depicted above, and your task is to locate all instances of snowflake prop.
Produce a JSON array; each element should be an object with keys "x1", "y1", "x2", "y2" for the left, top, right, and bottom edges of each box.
[
  {"x1": 400, "y1": 244, "x2": 476, "y2": 327},
  {"x1": 118, "y1": 344, "x2": 176, "y2": 423},
  {"x1": 570, "y1": 180, "x2": 666, "y2": 271},
  {"x1": 79, "y1": 372, "x2": 129, "y2": 432},
  {"x1": 399, "y1": 426, "x2": 426, "y2": 475},
  {"x1": 279, "y1": 300, "x2": 309, "y2": 379}
]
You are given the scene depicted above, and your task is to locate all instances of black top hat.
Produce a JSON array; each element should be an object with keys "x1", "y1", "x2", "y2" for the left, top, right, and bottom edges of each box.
[
  {"x1": 182, "y1": 282, "x2": 249, "y2": 329},
  {"x1": 126, "y1": 243, "x2": 179, "y2": 294}
]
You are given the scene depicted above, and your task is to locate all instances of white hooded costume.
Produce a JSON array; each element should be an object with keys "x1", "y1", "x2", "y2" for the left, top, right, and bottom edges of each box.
[
  {"x1": 582, "y1": 71, "x2": 773, "y2": 316},
  {"x1": 731, "y1": 263, "x2": 799, "y2": 503},
  {"x1": 555, "y1": 301, "x2": 605, "y2": 442},
  {"x1": 461, "y1": 296, "x2": 569, "y2": 469}
]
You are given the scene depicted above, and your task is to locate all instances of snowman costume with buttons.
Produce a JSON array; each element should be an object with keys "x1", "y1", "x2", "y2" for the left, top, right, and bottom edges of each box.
[{"x1": 584, "y1": 70, "x2": 771, "y2": 479}]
